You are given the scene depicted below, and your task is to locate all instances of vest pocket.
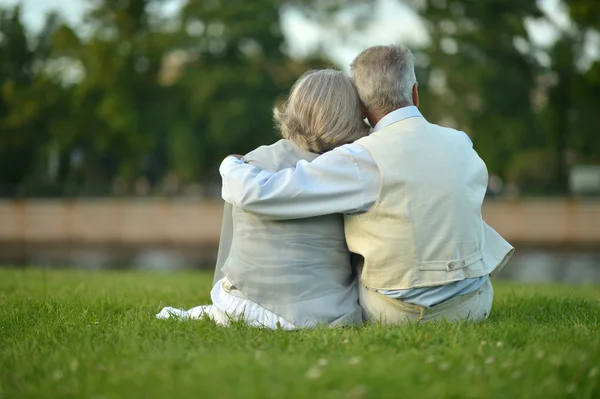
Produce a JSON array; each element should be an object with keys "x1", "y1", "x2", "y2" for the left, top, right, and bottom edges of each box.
[{"x1": 418, "y1": 250, "x2": 483, "y2": 272}]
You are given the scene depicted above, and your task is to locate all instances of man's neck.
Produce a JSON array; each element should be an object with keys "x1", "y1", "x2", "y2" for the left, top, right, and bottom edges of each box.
[
  {"x1": 367, "y1": 105, "x2": 423, "y2": 132},
  {"x1": 367, "y1": 115, "x2": 383, "y2": 129},
  {"x1": 368, "y1": 106, "x2": 409, "y2": 129}
]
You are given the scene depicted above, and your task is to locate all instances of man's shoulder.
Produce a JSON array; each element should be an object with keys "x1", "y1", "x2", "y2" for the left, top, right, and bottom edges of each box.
[
  {"x1": 403, "y1": 119, "x2": 473, "y2": 147},
  {"x1": 359, "y1": 118, "x2": 473, "y2": 149},
  {"x1": 334, "y1": 141, "x2": 370, "y2": 156},
  {"x1": 429, "y1": 123, "x2": 473, "y2": 146}
]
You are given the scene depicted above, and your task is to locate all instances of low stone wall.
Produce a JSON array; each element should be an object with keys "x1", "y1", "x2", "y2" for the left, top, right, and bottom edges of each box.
[
  {"x1": 0, "y1": 200, "x2": 224, "y2": 245},
  {"x1": 482, "y1": 199, "x2": 600, "y2": 245},
  {"x1": 0, "y1": 199, "x2": 599, "y2": 245}
]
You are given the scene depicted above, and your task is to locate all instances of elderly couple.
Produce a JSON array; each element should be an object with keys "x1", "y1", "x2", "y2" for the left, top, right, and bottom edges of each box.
[{"x1": 157, "y1": 45, "x2": 514, "y2": 328}]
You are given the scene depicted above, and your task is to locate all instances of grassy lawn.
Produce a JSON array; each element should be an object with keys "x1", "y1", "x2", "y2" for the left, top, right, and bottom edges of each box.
[{"x1": 1, "y1": 268, "x2": 599, "y2": 399}]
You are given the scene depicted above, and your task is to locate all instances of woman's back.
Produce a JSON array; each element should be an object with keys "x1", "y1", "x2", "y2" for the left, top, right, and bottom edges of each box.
[{"x1": 222, "y1": 139, "x2": 362, "y2": 327}]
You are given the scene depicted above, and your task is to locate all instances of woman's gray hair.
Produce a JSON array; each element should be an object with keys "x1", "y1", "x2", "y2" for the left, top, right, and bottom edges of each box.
[
  {"x1": 350, "y1": 44, "x2": 417, "y2": 119},
  {"x1": 274, "y1": 69, "x2": 370, "y2": 154}
]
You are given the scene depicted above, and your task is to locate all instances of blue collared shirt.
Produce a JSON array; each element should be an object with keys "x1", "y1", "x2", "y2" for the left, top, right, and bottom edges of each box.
[{"x1": 220, "y1": 106, "x2": 487, "y2": 308}]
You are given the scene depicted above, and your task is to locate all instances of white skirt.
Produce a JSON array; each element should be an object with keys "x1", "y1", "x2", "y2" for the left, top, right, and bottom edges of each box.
[{"x1": 156, "y1": 278, "x2": 297, "y2": 330}]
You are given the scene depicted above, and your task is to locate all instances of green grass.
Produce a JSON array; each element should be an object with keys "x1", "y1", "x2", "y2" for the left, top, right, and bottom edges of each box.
[{"x1": 1, "y1": 269, "x2": 599, "y2": 399}]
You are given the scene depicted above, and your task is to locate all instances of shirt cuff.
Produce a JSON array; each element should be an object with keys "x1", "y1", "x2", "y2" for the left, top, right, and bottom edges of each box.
[{"x1": 219, "y1": 156, "x2": 244, "y2": 176}]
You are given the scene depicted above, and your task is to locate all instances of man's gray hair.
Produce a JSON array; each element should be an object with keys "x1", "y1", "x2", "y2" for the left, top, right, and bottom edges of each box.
[
  {"x1": 350, "y1": 44, "x2": 417, "y2": 119},
  {"x1": 274, "y1": 69, "x2": 370, "y2": 154}
]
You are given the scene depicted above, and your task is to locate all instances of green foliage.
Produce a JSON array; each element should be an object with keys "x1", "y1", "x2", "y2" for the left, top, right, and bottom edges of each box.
[
  {"x1": 0, "y1": 269, "x2": 599, "y2": 398},
  {"x1": 0, "y1": 0, "x2": 334, "y2": 197},
  {"x1": 1, "y1": 0, "x2": 599, "y2": 196},
  {"x1": 416, "y1": 0, "x2": 600, "y2": 195}
]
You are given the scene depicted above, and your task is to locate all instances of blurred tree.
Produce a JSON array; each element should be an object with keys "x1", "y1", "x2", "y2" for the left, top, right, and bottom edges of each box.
[
  {"x1": 0, "y1": 0, "x2": 345, "y2": 197},
  {"x1": 0, "y1": 6, "x2": 36, "y2": 196},
  {"x1": 163, "y1": 0, "x2": 337, "y2": 182},
  {"x1": 543, "y1": 0, "x2": 600, "y2": 193},
  {"x1": 415, "y1": 0, "x2": 600, "y2": 195},
  {"x1": 414, "y1": 0, "x2": 543, "y2": 190},
  {"x1": 0, "y1": 7, "x2": 69, "y2": 196},
  {"x1": 50, "y1": 0, "x2": 168, "y2": 194},
  {"x1": 161, "y1": 0, "x2": 298, "y2": 181}
]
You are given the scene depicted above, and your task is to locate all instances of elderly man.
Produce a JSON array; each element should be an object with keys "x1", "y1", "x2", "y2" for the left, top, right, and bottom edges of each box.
[{"x1": 219, "y1": 45, "x2": 514, "y2": 324}]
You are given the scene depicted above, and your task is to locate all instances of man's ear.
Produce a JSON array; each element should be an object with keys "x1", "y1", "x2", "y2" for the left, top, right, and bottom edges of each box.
[
  {"x1": 360, "y1": 102, "x2": 368, "y2": 120},
  {"x1": 412, "y1": 82, "x2": 419, "y2": 107}
]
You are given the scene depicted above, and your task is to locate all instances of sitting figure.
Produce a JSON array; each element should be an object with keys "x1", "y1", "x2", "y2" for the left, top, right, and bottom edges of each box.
[{"x1": 157, "y1": 69, "x2": 370, "y2": 329}]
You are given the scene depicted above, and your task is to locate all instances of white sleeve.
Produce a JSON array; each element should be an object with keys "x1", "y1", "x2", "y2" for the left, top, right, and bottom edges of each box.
[{"x1": 219, "y1": 144, "x2": 380, "y2": 220}]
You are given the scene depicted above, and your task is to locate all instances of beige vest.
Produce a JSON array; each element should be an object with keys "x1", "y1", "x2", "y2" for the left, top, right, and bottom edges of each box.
[{"x1": 345, "y1": 116, "x2": 514, "y2": 290}]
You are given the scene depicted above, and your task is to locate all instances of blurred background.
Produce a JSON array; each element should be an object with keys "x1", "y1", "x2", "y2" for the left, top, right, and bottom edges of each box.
[{"x1": 0, "y1": 0, "x2": 599, "y2": 282}]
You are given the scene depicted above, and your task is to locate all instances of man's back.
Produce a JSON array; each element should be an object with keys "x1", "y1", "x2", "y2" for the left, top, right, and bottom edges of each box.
[{"x1": 345, "y1": 116, "x2": 508, "y2": 290}]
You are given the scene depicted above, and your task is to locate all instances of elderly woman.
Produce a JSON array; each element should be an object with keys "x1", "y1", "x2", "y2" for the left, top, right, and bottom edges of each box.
[{"x1": 157, "y1": 69, "x2": 370, "y2": 329}]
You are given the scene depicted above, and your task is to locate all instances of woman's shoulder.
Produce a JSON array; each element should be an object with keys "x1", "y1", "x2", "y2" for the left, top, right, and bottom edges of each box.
[{"x1": 243, "y1": 139, "x2": 318, "y2": 171}]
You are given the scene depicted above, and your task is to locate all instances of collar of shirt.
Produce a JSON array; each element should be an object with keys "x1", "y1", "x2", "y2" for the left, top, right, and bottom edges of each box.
[{"x1": 372, "y1": 106, "x2": 423, "y2": 132}]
